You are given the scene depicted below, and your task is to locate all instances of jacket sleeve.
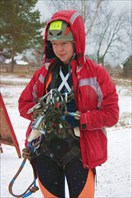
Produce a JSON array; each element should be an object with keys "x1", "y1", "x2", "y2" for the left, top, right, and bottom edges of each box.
[
  {"x1": 80, "y1": 66, "x2": 119, "y2": 130},
  {"x1": 18, "y1": 68, "x2": 45, "y2": 121},
  {"x1": 18, "y1": 77, "x2": 37, "y2": 121}
]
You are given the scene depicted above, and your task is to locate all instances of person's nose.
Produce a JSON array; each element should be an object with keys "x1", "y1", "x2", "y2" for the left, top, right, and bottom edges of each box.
[{"x1": 57, "y1": 44, "x2": 64, "y2": 53}]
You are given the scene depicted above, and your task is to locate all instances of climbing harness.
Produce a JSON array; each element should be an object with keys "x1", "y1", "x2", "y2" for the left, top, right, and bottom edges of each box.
[{"x1": 8, "y1": 89, "x2": 80, "y2": 197}]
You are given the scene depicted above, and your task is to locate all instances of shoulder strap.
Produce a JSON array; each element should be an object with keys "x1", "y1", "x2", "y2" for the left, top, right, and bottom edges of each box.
[
  {"x1": 50, "y1": 68, "x2": 58, "y2": 90},
  {"x1": 44, "y1": 58, "x2": 61, "y2": 93}
]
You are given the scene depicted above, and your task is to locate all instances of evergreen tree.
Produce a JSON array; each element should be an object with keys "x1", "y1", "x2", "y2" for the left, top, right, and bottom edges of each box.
[{"x1": 0, "y1": 0, "x2": 44, "y2": 72}]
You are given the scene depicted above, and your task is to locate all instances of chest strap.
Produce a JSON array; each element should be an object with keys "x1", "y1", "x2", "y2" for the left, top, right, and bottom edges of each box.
[{"x1": 58, "y1": 69, "x2": 71, "y2": 92}]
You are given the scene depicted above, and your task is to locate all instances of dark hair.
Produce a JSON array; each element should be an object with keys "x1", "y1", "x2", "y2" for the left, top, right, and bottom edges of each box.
[
  {"x1": 43, "y1": 57, "x2": 62, "y2": 92},
  {"x1": 45, "y1": 41, "x2": 55, "y2": 60}
]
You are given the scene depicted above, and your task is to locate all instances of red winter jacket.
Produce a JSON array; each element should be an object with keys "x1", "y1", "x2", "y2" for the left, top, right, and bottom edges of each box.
[{"x1": 18, "y1": 10, "x2": 119, "y2": 169}]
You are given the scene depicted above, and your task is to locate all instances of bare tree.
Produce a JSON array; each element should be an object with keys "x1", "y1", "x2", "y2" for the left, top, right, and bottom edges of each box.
[
  {"x1": 91, "y1": 6, "x2": 131, "y2": 65},
  {"x1": 124, "y1": 11, "x2": 132, "y2": 56},
  {"x1": 46, "y1": 0, "x2": 103, "y2": 35}
]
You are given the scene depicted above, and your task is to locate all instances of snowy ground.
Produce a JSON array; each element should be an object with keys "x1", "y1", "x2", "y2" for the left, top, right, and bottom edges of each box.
[{"x1": 0, "y1": 73, "x2": 132, "y2": 198}]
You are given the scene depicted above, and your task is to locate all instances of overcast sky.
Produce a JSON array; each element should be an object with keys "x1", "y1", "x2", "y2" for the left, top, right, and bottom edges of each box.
[{"x1": 36, "y1": 0, "x2": 131, "y2": 21}]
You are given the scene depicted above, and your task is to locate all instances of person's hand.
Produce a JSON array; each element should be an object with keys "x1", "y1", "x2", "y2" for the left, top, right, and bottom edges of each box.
[
  {"x1": 31, "y1": 107, "x2": 43, "y2": 120},
  {"x1": 74, "y1": 111, "x2": 80, "y2": 120},
  {"x1": 22, "y1": 147, "x2": 32, "y2": 161}
]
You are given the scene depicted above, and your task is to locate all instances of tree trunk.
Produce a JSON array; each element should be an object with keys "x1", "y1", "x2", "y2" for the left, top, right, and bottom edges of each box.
[{"x1": 10, "y1": 48, "x2": 15, "y2": 72}]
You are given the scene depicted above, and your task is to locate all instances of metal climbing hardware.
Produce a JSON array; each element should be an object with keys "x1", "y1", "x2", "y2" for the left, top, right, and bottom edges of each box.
[{"x1": 27, "y1": 89, "x2": 78, "y2": 142}]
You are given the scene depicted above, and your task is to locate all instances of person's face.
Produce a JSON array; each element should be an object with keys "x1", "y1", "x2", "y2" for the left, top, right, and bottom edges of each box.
[{"x1": 51, "y1": 40, "x2": 74, "y2": 64}]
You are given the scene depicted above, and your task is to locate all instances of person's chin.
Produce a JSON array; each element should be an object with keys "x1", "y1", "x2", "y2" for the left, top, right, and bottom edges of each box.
[{"x1": 59, "y1": 57, "x2": 67, "y2": 64}]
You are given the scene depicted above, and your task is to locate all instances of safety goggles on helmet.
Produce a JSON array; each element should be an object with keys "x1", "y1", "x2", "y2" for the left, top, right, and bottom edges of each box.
[{"x1": 47, "y1": 20, "x2": 74, "y2": 41}]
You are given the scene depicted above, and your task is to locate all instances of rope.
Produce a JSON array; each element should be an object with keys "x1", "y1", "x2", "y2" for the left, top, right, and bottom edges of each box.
[{"x1": 8, "y1": 158, "x2": 39, "y2": 197}]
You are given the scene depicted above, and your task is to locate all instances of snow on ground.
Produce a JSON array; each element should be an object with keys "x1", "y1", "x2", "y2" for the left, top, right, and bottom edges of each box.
[{"x1": 0, "y1": 74, "x2": 132, "y2": 198}]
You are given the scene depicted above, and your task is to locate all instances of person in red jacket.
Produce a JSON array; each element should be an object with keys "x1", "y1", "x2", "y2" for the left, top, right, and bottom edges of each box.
[{"x1": 18, "y1": 10, "x2": 119, "y2": 198}]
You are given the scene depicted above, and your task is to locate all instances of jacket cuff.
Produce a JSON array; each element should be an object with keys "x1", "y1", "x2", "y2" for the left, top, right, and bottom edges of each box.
[{"x1": 80, "y1": 112, "x2": 88, "y2": 130}]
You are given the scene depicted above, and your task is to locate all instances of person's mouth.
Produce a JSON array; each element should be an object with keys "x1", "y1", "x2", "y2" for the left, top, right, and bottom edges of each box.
[{"x1": 58, "y1": 54, "x2": 66, "y2": 57}]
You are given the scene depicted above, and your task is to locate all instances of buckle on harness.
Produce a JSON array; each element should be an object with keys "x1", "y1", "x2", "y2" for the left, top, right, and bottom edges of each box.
[{"x1": 35, "y1": 147, "x2": 41, "y2": 157}]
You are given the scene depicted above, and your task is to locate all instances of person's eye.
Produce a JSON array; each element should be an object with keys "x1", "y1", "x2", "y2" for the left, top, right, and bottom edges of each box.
[{"x1": 62, "y1": 42, "x2": 68, "y2": 46}]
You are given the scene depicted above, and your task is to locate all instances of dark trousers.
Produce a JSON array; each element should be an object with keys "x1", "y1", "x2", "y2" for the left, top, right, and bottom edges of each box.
[{"x1": 32, "y1": 137, "x2": 94, "y2": 198}]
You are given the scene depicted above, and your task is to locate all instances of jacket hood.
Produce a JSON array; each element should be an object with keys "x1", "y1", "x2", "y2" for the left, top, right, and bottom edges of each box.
[{"x1": 44, "y1": 10, "x2": 86, "y2": 66}]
